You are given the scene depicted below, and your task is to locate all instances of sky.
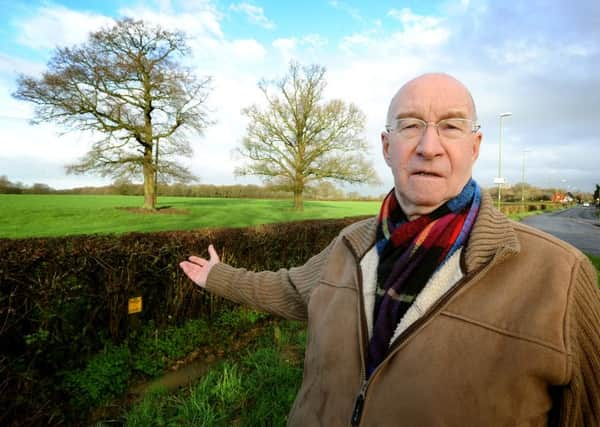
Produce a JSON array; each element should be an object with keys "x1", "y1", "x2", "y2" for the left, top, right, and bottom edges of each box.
[{"x1": 0, "y1": 0, "x2": 599, "y2": 195}]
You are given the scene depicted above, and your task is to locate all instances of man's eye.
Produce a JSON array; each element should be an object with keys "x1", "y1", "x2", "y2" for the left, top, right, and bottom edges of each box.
[
  {"x1": 440, "y1": 121, "x2": 464, "y2": 131},
  {"x1": 398, "y1": 121, "x2": 421, "y2": 131},
  {"x1": 441, "y1": 124, "x2": 459, "y2": 130}
]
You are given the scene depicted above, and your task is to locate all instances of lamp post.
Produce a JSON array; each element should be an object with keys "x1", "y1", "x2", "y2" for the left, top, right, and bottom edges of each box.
[
  {"x1": 521, "y1": 149, "x2": 531, "y2": 211},
  {"x1": 496, "y1": 112, "x2": 512, "y2": 209}
]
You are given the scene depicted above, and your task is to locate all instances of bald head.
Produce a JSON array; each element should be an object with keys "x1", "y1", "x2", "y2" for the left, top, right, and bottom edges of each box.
[
  {"x1": 381, "y1": 72, "x2": 482, "y2": 219},
  {"x1": 386, "y1": 73, "x2": 477, "y2": 125}
]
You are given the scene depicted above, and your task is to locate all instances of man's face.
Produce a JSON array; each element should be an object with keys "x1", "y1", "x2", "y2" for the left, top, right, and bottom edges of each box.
[{"x1": 382, "y1": 74, "x2": 482, "y2": 219}]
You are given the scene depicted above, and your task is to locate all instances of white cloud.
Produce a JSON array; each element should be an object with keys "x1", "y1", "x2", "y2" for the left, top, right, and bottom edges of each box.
[
  {"x1": 119, "y1": 3, "x2": 224, "y2": 38},
  {"x1": 0, "y1": 117, "x2": 92, "y2": 161},
  {"x1": 485, "y1": 38, "x2": 597, "y2": 72},
  {"x1": 339, "y1": 33, "x2": 371, "y2": 53},
  {"x1": 302, "y1": 34, "x2": 328, "y2": 49},
  {"x1": 388, "y1": 8, "x2": 439, "y2": 26},
  {"x1": 101, "y1": 4, "x2": 272, "y2": 78},
  {"x1": 386, "y1": 8, "x2": 450, "y2": 47},
  {"x1": 272, "y1": 35, "x2": 328, "y2": 62},
  {"x1": 272, "y1": 38, "x2": 297, "y2": 56},
  {"x1": 0, "y1": 53, "x2": 45, "y2": 77},
  {"x1": 485, "y1": 40, "x2": 545, "y2": 65},
  {"x1": 228, "y1": 39, "x2": 267, "y2": 62},
  {"x1": 14, "y1": 5, "x2": 114, "y2": 49},
  {"x1": 271, "y1": 38, "x2": 295, "y2": 49},
  {"x1": 0, "y1": 54, "x2": 46, "y2": 119},
  {"x1": 329, "y1": 0, "x2": 364, "y2": 22},
  {"x1": 229, "y1": 2, "x2": 275, "y2": 30},
  {"x1": 339, "y1": 7, "x2": 449, "y2": 56}
]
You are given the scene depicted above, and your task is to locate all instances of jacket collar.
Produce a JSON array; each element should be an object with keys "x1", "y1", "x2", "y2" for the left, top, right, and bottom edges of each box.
[
  {"x1": 462, "y1": 192, "x2": 520, "y2": 273},
  {"x1": 342, "y1": 191, "x2": 520, "y2": 273}
]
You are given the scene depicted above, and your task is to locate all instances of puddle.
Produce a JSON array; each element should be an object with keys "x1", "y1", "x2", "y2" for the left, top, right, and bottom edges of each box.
[{"x1": 129, "y1": 356, "x2": 218, "y2": 397}]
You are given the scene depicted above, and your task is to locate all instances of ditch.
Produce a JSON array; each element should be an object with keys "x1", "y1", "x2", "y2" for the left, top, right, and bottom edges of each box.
[{"x1": 85, "y1": 312, "x2": 306, "y2": 426}]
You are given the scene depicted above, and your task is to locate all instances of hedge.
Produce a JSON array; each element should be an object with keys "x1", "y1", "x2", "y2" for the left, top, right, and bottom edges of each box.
[{"x1": 0, "y1": 216, "x2": 369, "y2": 426}]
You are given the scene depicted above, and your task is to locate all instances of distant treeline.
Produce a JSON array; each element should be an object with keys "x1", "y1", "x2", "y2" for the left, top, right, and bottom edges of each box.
[
  {"x1": 0, "y1": 176, "x2": 381, "y2": 201},
  {"x1": 1, "y1": 175, "x2": 593, "y2": 203}
]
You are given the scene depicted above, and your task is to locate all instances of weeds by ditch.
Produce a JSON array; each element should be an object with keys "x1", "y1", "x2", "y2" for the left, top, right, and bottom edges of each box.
[
  {"x1": 124, "y1": 321, "x2": 305, "y2": 426},
  {"x1": 63, "y1": 308, "x2": 305, "y2": 426}
]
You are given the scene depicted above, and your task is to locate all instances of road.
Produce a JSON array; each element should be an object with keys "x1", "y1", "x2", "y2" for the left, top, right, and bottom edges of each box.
[{"x1": 521, "y1": 206, "x2": 600, "y2": 256}]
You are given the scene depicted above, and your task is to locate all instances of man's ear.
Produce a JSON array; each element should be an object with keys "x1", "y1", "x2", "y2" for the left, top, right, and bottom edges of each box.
[
  {"x1": 472, "y1": 131, "x2": 482, "y2": 161},
  {"x1": 382, "y1": 131, "x2": 392, "y2": 166}
]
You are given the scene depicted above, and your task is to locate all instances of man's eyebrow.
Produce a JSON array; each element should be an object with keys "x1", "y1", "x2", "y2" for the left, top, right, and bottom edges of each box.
[
  {"x1": 392, "y1": 111, "x2": 421, "y2": 120},
  {"x1": 392, "y1": 109, "x2": 470, "y2": 120},
  {"x1": 439, "y1": 109, "x2": 469, "y2": 119}
]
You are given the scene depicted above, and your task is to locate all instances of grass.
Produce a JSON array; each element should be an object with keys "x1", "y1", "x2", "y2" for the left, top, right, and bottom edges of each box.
[
  {"x1": 123, "y1": 319, "x2": 305, "y2": 427},
  {"x1": 587, "y1": 253, "x2": 600, "y2": 270},
  {"x1": 586, "y1": 253, "x2": 600, "y2": 284},
  {"x1": 62, "y1": 318, "x2": 214, "y2": 413},
  {"x1": 0, "y1": 194, "x2": 379, "y2": 238},
  {"x1": 61, "y1": 308, "x2": 288, "y2": 425},
  {"x1": 506, "y1": 209, "x2": 552, "y2": 222}
]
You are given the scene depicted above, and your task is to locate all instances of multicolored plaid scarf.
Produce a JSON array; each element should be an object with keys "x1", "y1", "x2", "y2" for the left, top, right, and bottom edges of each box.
[{"x1": 366, "y1": 179, "x2": 481, "y2": 377}]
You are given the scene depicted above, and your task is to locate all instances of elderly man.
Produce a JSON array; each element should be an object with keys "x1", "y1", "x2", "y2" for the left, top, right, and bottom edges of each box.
[{"x1": 180, "y1": 73, "x2": 600, "y2": 426}]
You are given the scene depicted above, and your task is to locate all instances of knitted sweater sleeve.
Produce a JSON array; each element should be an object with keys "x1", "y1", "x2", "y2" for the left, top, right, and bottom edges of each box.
[
  {"x1": 203, "y1": 238, "x2": 337, "y2": 321},
  {"x1": 555, "y1": 256, "x2": 600, "y2": 426}
]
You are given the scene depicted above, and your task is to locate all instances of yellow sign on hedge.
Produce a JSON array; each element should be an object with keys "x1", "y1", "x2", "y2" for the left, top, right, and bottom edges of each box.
[{"x1": 128, "y1": 296, "x2": 142, "y2": 314}]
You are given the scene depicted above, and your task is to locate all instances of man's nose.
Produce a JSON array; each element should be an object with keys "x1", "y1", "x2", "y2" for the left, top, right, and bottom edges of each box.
[{"x1": 416, "y1": 125, "x2": 445, "y2": 158}]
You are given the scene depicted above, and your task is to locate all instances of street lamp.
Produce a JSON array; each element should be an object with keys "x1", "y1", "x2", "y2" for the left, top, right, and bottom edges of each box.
[
  {"x1": 496, "y1": 112, "x2": 512, "y2": 209},
  {"x1": 521, "y1": 149, "x2": 531, "y2": 211}
]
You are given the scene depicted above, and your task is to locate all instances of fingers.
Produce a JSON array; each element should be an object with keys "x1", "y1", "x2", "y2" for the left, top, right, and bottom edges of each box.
[
  {"x1": 179, "y1": 260, "x2": 193, "y2": 275},
  {"x1": 179, "y1": 260, "x2": 207, "y2": 288},
  {"x1": 179, "y1": 260, "x2": 201, "y2": 275},
  {"x1": 187, "y1": 245, "x2": 219, "y2": 266},
  {"x1": 208, "y1": 244, "x2": 220, "y2": 263},
  {"x1": 188, "y1": 255, "x2": 207, "y2": 266},
  {"x1": 180, "y1": 244, "x2": 220, "y2": 289},
  {"x1": 179, "y1": 261, "x2": 198, "y2": 280}
]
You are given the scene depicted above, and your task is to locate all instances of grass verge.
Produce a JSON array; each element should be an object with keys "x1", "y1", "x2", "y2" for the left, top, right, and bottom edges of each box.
[{"x1": 586, "y1": 253, "x2": 600, "y2": 285}]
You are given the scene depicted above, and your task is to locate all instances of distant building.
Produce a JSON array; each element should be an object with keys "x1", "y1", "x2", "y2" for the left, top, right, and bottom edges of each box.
[{"x1": 552, "y1": 192, "x2": 573, "y2": 204}]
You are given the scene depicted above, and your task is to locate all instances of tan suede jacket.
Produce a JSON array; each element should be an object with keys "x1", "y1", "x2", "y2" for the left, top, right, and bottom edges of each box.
[{"x1": 206, "y1": 194, "x2": 600, "y2": 426}]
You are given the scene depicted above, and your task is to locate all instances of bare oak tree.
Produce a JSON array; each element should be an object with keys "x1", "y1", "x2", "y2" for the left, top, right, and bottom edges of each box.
[
  {"x1": 236, "y1": 62, "x2": 379, "y2": 210},
  {"x1": 13, "y1": 18, "x2": 212, "y2": 209}
]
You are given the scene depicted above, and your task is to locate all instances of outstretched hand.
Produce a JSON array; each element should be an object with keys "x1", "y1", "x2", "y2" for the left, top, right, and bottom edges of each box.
[{"x1": 179, "y1": 244, "x2": 220, "y2": 288}]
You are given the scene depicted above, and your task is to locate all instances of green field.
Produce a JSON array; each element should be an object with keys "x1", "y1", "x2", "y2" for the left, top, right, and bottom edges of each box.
[{"x1": 0, "y1": 194, "x2": 380, "y2": 238}]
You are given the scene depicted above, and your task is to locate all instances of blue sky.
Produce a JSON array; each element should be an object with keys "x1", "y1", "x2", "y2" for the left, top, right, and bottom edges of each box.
[{"x1": 1, "y1": 0, "x2": 599, "y2": 194}]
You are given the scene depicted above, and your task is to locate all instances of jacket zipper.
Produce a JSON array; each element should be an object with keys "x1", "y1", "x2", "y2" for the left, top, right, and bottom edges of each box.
[
  {"x1": 351, "y1": 379, "x2": 368, "y2": 426},
  {"x1": 347, "y1": 244, "x2": 504, "y2": 426},
  {"x1": 344, "y1": 237, "x2": 371, "y2": 427}
]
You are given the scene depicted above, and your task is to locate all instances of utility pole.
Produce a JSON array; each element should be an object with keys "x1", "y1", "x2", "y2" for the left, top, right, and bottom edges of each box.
[
  {"x1": 521, "y1": 149, "x2": 531, "y2": 212},
  {"x1": 496, "y1": 112, "x2": 512, "y2": 209}
]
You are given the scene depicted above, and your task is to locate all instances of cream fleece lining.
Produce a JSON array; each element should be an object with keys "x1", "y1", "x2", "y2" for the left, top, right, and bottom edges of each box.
[{"x1": 360, "y1": 247, "x2": 464, "y2": 343}]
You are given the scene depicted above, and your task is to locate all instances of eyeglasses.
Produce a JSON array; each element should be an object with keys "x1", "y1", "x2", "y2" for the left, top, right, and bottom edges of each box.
[{"x1": 385, "y1": 118, "x2": 481, "y2": 141}]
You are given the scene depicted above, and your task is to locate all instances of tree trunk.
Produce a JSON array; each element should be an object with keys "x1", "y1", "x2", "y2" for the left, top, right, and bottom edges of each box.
[
  {"x1": 293, "y1": 190, "x2": 304, "y2": 211},
  {"x1": 293, "y1": 175, "x2": 304, "y2": 211},
  {"x1": 153, "y1": 137, "x2": 159, "y2": 207},
  {"x1": 142, "y1": 147, "x2": 156, "y2": 210}
]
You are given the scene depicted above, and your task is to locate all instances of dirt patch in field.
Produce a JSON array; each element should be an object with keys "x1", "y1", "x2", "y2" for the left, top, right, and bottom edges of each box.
[{"x1": 117, "y1": 206, "x2": 189, "y2": 215}]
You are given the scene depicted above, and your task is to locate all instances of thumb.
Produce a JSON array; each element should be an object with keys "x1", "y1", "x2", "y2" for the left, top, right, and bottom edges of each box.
[{"x1": 208, "y1": 244, "x2": 220, "y2": 263}]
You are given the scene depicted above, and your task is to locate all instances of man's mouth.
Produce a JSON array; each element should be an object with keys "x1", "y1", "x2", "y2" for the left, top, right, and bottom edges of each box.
[{"x1": 412, "y1": 171, "x2": 442, "y2": 177}]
